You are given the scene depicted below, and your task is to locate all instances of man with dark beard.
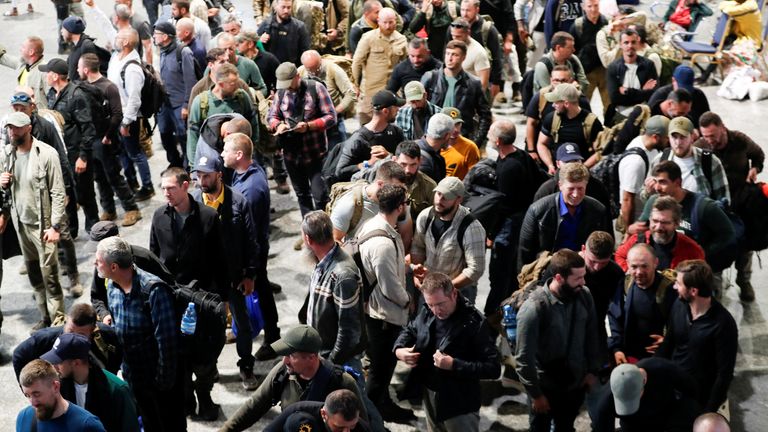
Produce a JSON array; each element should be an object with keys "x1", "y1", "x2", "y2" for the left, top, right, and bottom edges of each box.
[
  {"x1": 411, "y1": 177, "x2": 486, "y2": 304},
  {"x1": 16, "y1": 359, "x2": 105, "y2": 431},
  {"x1": 191, "y1": 153, "x2": 261, "y2": 393},
  {"x1": 515, "y1": 249, "x2": 600, "y2": 432},
  {"x1": 394, "y1": 140, "x2": 436, "y2": 221}
]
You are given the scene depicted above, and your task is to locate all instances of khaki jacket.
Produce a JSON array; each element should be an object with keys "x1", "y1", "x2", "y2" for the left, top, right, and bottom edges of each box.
[
  {"x1": 1, "y1": 138, "x2": 65, "y2": 229},
  {"x1": 351, "y1": 28, "x2": 407, "y2": 94},
  {"x1": 17, "y1": 57, "x2": 49, "y2": 110}
]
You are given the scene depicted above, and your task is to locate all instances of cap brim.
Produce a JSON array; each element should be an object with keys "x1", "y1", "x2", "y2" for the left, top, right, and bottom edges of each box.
[
  {"x1": 276, "y1": 79, "x2": 292, "y2": 90},
  {"x1": 559, "y1": 155, "x2": 584, "y2": 162},
  {"x1": 614, "y1": 395, "x2": 641, "y2": 416},
  {"x1": 270, "y1": 339, "x2": 295, "y2": 356},
  {"x1": 405, "y1": 93, "x2": 424, "y2": 102},
  {"x1": 6, "y1": 121, "x2": 29, "y2": 127},
  {"x1": 668, "y1": 128, "x2": 691, "y2": 137},
  {"x1": 40, "y1": 350, "x2": 64, "y2": 365},
  {"x1": 544, "y1": 92, "x2": 563, "y2": 103},
  {"x1": 394, "y1": 96, "x2": 406, "y2": 107},
  {"x1": 433, "y1": 187, "x2": 459, "y2": 200}
]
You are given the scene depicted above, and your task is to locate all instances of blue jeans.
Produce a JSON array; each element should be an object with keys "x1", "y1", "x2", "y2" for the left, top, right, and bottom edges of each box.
[
  {"x1": 156, "y1": 104, "x2": 187, "y2": 168},
  {"x1": 120, "y1": 121, "x2": 153, "y2": 189}
]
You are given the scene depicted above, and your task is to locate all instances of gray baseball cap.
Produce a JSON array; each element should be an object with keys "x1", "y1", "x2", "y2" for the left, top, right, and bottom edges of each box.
[{"x1": 610, "y1": 364, "x2": 644, "y2": 416}]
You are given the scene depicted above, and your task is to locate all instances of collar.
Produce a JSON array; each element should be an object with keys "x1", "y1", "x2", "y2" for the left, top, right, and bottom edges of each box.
[
  {"x1": 202, "y1": 186, "x2": 225, "y2": 209},
  {"x1": 558, "y1": 193, "x2": 582, "y2": 216},
  {"x1": 315, "y1": 243, "x2": 339, "y2": 275}
]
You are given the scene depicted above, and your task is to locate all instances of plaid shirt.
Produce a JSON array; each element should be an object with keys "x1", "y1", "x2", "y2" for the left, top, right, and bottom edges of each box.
[
  {"x1": 268, "y1": 80, "x2": 337, "y2": 166},
  {"x1": 107, "y1": 267, "x2": 179, "y2": 390},
  {"x1": 411, "y1": 205, "x2": 487, "y2": 283},
  {"x1": 655, "y1": 146, "x2": 731, "y2": 203},
  {"x1": 394, "y1": 101, "x2": 441, "y2": 140}
]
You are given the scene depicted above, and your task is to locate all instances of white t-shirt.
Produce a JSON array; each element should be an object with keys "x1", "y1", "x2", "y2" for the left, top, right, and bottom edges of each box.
[
  {"x1": 75, "y1": 382, "x2": 88, "y2": 408},
  {"x1": 672, "y1": 155, "x2": 699, "y2": 192},
  {"x1": 462, "y1": 37, "x2": 491, "y2": 80},
  {"x1": 619, "y1": 136, "x2": 659, "y2": 220}
]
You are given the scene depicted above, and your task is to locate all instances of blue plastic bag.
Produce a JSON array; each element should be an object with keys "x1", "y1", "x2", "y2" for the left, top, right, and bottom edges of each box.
[{"x1": 232, "y1": 291, "x2": 265, "y2": 339}]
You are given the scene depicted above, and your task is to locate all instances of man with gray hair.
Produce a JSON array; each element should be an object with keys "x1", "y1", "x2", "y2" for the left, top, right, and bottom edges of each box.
[
  {"x1": 95, "y1": 236, "x2": 186, "y2": 430},
  {"x1": 416, "y1": 112, "x2": 453, "y2": 183}
]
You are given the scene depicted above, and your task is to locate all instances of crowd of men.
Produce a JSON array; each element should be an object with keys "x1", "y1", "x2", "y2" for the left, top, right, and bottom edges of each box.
[{"x1": 0, "y1": 0, "x2": 764, "y2": 430}]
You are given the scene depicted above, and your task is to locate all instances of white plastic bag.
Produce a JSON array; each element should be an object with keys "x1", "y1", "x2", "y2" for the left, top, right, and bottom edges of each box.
[
  {"x1": 748, "y1": 81, "x2": 768, "y2": 101},
  {"x1": 718, "y1": 67, "x2": 760, "y2": 100}
]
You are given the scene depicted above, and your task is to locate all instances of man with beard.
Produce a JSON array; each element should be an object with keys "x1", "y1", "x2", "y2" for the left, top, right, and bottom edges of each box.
[
  {"x1": 615, "y1": 196, "x2": 704, "y2": 271},
  {"x1": 658, "y1": 260, "x2": 738, "y2": 413},
  {"x1": 17, "y1": 359, "x2": 105, "y2": 431},
  {"x1": 515, "y1": 249, "x2": 600, "y2": 431},
  {"x1": 605, "y1": 28, "x2": 658, "y2": 125},
  {"x1": 191, "y1": 154, "x2": 260, "y2": 392},
  {"x1": 411, "y1": 177, "x2": 486, "y2": 303},
  {"x1": 387, "y1": 37, "x2": 442, "y2": 95},
  {"x1": 394, "y1": 140, "x2": 437, "y2": 221},
  {"x1": 256, "y1": 0, "x2": 311, "y2": 66},
  {"x1": 394, "y1": 81, "x2": 441, "y2": 141}
]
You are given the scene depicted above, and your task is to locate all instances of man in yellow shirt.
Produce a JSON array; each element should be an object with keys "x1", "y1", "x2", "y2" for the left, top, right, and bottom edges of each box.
[
  {"x1": 439, "y1": 107, "x2": 480, "y2": 179},
  {"x1": 719, "y1": 0, "x2": 763, "y2": 48}
]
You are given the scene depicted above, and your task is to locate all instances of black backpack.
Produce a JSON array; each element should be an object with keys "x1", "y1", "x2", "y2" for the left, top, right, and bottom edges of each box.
[
  {"x1": 463, "y1": 159, "x2": 505, "y2": 238},
  {"x1": 322, "y1": 128, "x2": 375, "y2": 188},
  {"x1": 74, "y1": 81, "x2": 111, "y2": 138},
  {"x1": 689, "y1": 193, "x2": 744, "y2": 272},
  {"x1": 83, "y1": 36, "x2": 112, "y2": 75},
  {"x1": 589, "y1": 147, "x2": 648, "y2": 218},
  {"x1": 121, "y1": 59, "x2": 168, "y2": 118}
]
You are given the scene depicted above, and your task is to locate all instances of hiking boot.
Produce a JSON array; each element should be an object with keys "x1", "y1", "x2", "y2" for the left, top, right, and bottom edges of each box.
[
  {"x1": 31, "y1": 318, "x2": 51, "y2": 334},
  {"x1": 134, "y1": 187, "x2": 155, "y2": 202},
  {"x1": 4, "y1": 7, "x2": 18, "y2": 16},
  {"x1": 68, "y1": 274, "x2": 84, "y2": 298},
  {"x1": 378, "y1": 401, "x2": 416, "y2": 424},
  {"x1": 255, "y1": 344, "x2": 278, "y2": 361},
  {"x1": 294, "y1": 237, "x2": 304, "y2": 251},
  {"x1": 239, "y1": 367, "x2": 259, "y2": 391},
  {"x1": 100, "y1": 212, "x2": 117, "y2": 221},
  {"x1": 739, "y1": 280, "x2": 755, "y2": 302},
  {"x1": 127, "y1": 178, "x2": 140, "y2": 192},
  {"x1": 275, "y1": 180, "x2": 291, "y2": 195},
  {"x1": 121, "y1": 209, "x2": 142, "y2": 227},
  {"x1": 194, "y1": 393, "x2": 220, "y2": 421}
]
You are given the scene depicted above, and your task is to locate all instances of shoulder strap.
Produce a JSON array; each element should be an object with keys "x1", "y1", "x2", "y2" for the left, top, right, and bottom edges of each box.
[
  {"x1": 200, "y1": 91, "x2": 210, "y2": 120},
  {"x1": 348, "y1": 185, "x2": 365, "y2": 233},
  {"x1": 537, "y1": 87, "x2": 550, "y2": 118},
  {"x1": 481, "y1": 19, "x2": 492, "y2": 46},
  {"x1": 583, "y1": 112, "x2": 597, "y2": 145},
  {"x1": 701, "y1": 150, "x2": 713, "y2": 192},
  {"x1": 689, "y1": 193, "x2": 705, "y2": 237},
  {"x1": 551, "y1": 112, "x2": 562, "y2": 143},
  {"x1": 661, "y1": 147, "x2": 672, "y2": 161},
  {"x1": 456, "y1": 212, "x2": 476, "y2": 254},
  {"x1": 120, "y1": 59, "x2": 143, "y2": 90},
  {"x1": 541, "y1": 56, "x2": 554, "y2": 73},
  {"x1": 357, "y1": 228, "x2": 395, "y2": 247}
]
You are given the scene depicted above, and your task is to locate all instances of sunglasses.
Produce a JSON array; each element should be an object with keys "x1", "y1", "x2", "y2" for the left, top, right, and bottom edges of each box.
[
  {"x1": 450, "y1": 23, "x2": 469, "y2": 29},
  {"x1": 10, "y1": 94, "x2": 31, "y2": 105}
]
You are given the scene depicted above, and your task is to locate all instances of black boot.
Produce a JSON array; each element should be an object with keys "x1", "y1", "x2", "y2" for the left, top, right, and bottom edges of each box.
[{"x1": 195, "y1": 392, "x2": 220, "y2": 421}]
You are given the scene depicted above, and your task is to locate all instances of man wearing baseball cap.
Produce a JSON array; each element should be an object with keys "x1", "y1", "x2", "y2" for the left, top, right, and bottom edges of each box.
[
  {"x1": 656, "y1": 116, "x2": 730, "y2": 202},
  {"x1": 1, "y1": 112, "x2": 67, "y2": 329},
  {"x1": 439, "y1": 106, "x2": 480, "y2": 180},
  {"x1": 41, "y1": 333, "x2": 140, "y2": 431},
  {"x1": 267, "y1": 61, "x2": 337, "y2": 217},
  {"x1": 394, "y1": 81, "x2": 441, "y2": 141},
  {"x1": 416, "y1": 113, "x2": 454, "y2": 183},
  {"x1": 617, "y1": 115, "x2": 670, "y2": 230},
  {"x1": 648, "y1": 65, "x2": 711, "y2": 128},
  {"x1": 411, "y1": 177, "x2": 487, "y2": 303},
  {"x1": 221, "y1": 325, "x2": 367, "y2": 432},
  {"x1": 592, "y1": 358, "x2": 701, "y2": 431},
  {"x1": 191, "y1": 151, "x2": 261, "y2": 392},
  {"x1": 265, "y1": 390, "x2": 371, "y2": 432},
  {"x1": 537, "y1": 83, "x2": 603, "y2": 175}
]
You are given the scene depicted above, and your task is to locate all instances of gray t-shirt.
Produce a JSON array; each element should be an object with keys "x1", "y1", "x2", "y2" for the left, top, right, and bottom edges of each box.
[
  {"x1": 14, "y1": 151, "x2": 38, "y2": 226},
  {"x1": 330, "y1": 184, "x2": 411, "y2": 239}
]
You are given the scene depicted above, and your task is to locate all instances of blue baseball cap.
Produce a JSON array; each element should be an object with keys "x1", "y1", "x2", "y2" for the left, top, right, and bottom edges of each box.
[{"x1": 40, "y1": 333, "x2": 91, "y2": 364}]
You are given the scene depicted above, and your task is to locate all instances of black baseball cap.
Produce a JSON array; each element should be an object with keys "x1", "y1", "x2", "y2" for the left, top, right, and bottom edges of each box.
[
  {"x1": 39, "y1": 58, "x2": 68, "y2": 76},
  {"x1": 371, "y1": 90, "x2": 405, "y2": 110}
]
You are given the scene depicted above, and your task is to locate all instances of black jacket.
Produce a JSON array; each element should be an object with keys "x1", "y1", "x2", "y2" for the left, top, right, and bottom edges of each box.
[
  {"x1": 192, "y1": 185, "x2": 260, "y2": 287},
  {"x1": 533, "y1": 170, "x2": 612, "y2": 212},
  {"x1": 256, "y1": 16, "x2": 310, "y2": 65},
  {"x1": 67, "y1": 35, "x2": 99, "y2": 81},
  {"x1": 417, "y1": 138, "x2": 446, "y2": 183},
  {"x1": 393, "y1": 296, "x2": 500, "y2": 422},
  {"x1": 335, "y1": 125, "x2": 404, "y2": 182},
  {"x1": 606, "y1": 55, "x2": 659, "y2": 108},
  {"x1": 518, "y1": 193, "x2": 612, "y2": 272},
  {"x1": 150, "y1": 196, "x2": 228, "y2": 299},
  {"x1": 386, "y1": 56, "x2": 442, "y2": 95},
  {"x1": 421, "y1": 69, "x2": 492, "y2": 146},
  {"x1": 48, "y1": 83, "x2": 96, "y2": 163},
  {"x1": 12, "y1": 324, "x2": 123, "y2": 381},
  {"x1": 90, "y1": 244, "x2": 174, "y2": 321},
  {"x1": 265, "y1": 401, "x2": 372, "y2": 432}
]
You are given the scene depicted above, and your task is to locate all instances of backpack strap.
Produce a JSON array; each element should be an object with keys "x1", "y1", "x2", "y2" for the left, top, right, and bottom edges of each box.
[
  {"x1": 701, "y1": 150, "x2": 713, "y2": 193},
  {"x1": 348, "y1": 185, "x2": 365, "y2": 234},
  {"x1": 551, "y1": 111, "x2": 562, "y2": 144},
  {"x1": 120, "y1": 59, "x2": 143, "y2": 91},
  {"x1": 481, "y1": 19, "x2": 492, "y2": 48},
  {"x1": 537, "y1": 86, "x2": 551, "y2": 119},
  {"x1": 583, "y1": 112, "x2": 597, "y2": 147},
  {"x1": 689, "y1": 192, "x2": 705, "y2": 238},
  {"x1": 200, "y1": 91, "x2": 210, "y2": 120}
]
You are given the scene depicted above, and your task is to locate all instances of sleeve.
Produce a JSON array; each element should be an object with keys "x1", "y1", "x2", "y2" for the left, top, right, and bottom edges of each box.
[
  {"x1": 451, "y1": 320, "x2": 501, "y2": 379},
  {"x1": 73, "y1": 91, "x2": 96, "y2": 161},
  {"x1": 221, "y1": 362, "x2": 284, "y2": 431},
  {"x1": 517, "y1": 206, "x2": 540, "y2": 272},
  {"x1": 744, "y1": 134, "x2": 765, "y2": 172},
  {"x1": 461, "y1": 220, "x2": 487, "y2": 282},
  {"x1": 392, "y1": 315, "x2": 418, "y2": 351},
  {"x1": 543, "y1": 0, "x2": 557, "y2": 49},
  {"x1": 596, "y1": 29, "x2": 619, "y2": 68},
  {"x1": 710, "y1": 156, "x2": 731, "y2": 203},
  {"x1": 267, "y1": 90, "x2": 286, "y2": 130},
  {"x1": 122, "y1": 63, "x2": 145, "y2": 124},
  {"x1": 583, "y1": 290, "x2": 602, "y2": 372},
  {"x1": 149, "y1": 284, "x2": 179, "y2": 390},
  {"x1": 573, "y1": 57, "x2": 590, "y2": 96},
  {"x1": 613, "y1": 234, "x2": 635, "y2": 271},
  {"x1": 332, "y1": 64, "x2": 357, "y2": 115},
  {"x1": 329, "y1": 271, "x2": 363, "y2": 365},
  {"x1": 299, "y1": 22, "x2": 311, "y2": 54},
  {"x1": 84, "y1": 4, "x2": 117, "y2": 44},
  {"x1": 311, "y1": 83, "x2": 338, "y2": 130},
  {"x1": 654, "y1": 301, "x2": 679, "y2": 359},
  {"x1": 515, "y1": 298, "x2": 543, "y2": 397},
  {"x1": 263, "y1": 403, "x2": 305, "y2": 432},
  {"x1": 335, "y1": 136, "x2": 369, "y2": 182},
  {"x1": 606, "y1": 284, "x2": 625, "y2": 353},
  {"x1": 487, "y1": 27, "x2": 504, "y2": 85},
  {"x1": 91, "y1": 270, "x2": 111, "y2": 320},
  {"x1": 618, "y1": 155, "x2": 646, "y2": 194},
  {"x1": 514, "y1": 0, "x2": 528, "y2": 26},
  {"x1": 84, "y1": 416, "x2": 107, "y2": 432},
  {"x1": 348, "y1": 24, "x2": 361, "y2": 53},
  {"x1": 351, "y1": 33, "x2": 370, "y2": 86},
  {"x1": 330, "y1": 191, "x2": 355, "y2": 232},
  {"x1": 181, "y1": 49, "x2": 198, "y2": 109},
  {"x1": 701, "y1": 200, "x2": 735, "y2": 258},
  {"x1": 705, "y1": 312, "x2": 738, "y2": 411},
  {"x1": 474, "y1": 82, "x2": 492, "y2": 147},
  {"x1": 115, "y1": 382, "x2": 141, "y2": 432},
  {"x1": 186, "y1": 95, "x2": 202, "y2": 161},
  {"x1": 540, "y1": 111, "x2": 554, "y2": 138},
  {"x1": 532, "y1": 61, "x2": 551, "y2": 93},
  {"x1": 250, "y1": 61, "x2": 269, "y2": 97},
  {"x1": 364, "y1": 238, "x2": 410, "y2": 308},
  {"x1": 241, "y1": 198, "x2": 261, "y2": 279},
  {"x1": 385, "y1": 64, "x2": 401, "y2": 93},
  {"x1": 525, "y1": 92, "x2": 542, "y2": 120},
  {"x1": 408, "y1": 10, "x2": 427, "y2": 34},
  {"x1": 47, "y1": 150, "x2": 66, "y2": 226},
  {"x1": 605, "y1": 61, "x2": 622, "y2": 105},
  {"x1": 105, "y1": 85, "x2": 124, "y2": 138}
]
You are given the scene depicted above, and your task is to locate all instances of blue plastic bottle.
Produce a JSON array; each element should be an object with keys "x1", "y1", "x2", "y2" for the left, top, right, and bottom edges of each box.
[
  {"x1": 180, "y1": 302, "x2": 197, "y2": 336},
  {"x1": 502, "y1": 304, "x2": 517, "y2": 346}
]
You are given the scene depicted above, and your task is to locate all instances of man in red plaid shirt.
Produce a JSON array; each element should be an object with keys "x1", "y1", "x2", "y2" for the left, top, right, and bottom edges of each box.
[{"x1": 268, "y1": 62, "x2": 338, "y2": 217}]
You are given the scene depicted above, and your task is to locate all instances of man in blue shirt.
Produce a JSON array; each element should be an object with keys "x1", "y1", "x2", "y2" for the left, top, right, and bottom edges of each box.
[
  {"x1": 17, "y1": 359, "x2": 106, "y2": 432},
  {"x1": 221, "y1": 132, "x2": 282, "y2": 361},
  {"x1": 96, "y1": 236, "x2": 186, "y2": 431}
]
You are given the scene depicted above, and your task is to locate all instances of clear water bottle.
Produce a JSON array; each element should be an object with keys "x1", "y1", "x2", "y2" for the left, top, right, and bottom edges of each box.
[
  {"x1": 180, "y1": 302, "x2": 197, "y2": 336},
  {"x1": 502, "y1": 304, "x2": 517, "y2": 346}
]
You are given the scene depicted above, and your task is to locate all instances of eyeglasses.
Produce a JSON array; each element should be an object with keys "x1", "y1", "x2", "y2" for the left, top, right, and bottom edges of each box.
[
  {"x1": 10, "y1": 94, "x2": 31, "y2": 105},
  {"x1": 450, "y1": 23, "x2": 469, "y2": 29}
]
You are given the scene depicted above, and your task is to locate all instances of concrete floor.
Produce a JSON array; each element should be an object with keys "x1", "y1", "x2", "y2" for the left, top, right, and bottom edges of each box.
[{"x1": 0, "y1": 0, "x2": 767, "y2": 430}]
